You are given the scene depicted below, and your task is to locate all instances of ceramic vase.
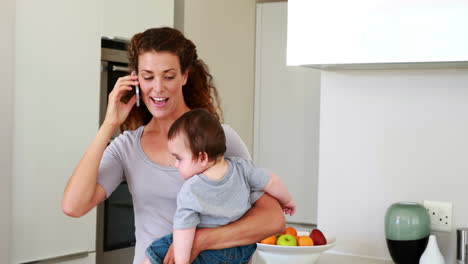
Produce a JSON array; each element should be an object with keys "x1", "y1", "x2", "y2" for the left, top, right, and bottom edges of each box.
[
  {"x1": 385, "y1": 202, "x2": 431, "y2": 264},
  {"x1": 419, "y1": 235, "x2": 445, "y2": 264}
]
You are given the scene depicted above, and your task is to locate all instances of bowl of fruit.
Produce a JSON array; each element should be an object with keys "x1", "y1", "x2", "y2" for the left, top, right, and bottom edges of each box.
[{"x1": 252, "y1": 227, "x2": 336, "y2": 264}]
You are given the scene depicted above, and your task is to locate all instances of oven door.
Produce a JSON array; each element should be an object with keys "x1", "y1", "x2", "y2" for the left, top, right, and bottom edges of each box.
[
  {"x1": 103, "y1": 181, "x2": 136, "y2": 251},
  {"x1": 96, "y1": 183, "x2": 135, "y2": 264},
  {"x1": 97, "y1": 59, "x2": 136, "y2": 264}
]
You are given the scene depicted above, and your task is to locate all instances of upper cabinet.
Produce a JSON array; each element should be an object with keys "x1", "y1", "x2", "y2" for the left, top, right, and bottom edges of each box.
[
  {"x1": 102, "y1": 0, "x2": 174, "y2": 39},
  {"x1": 287, "y1": 0, "x2": 468, "y2": 69}
]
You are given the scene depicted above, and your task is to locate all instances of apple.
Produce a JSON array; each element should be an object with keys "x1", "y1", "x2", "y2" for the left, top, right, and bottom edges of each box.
[
  {"x1": 276, "y1": 234, "x2": 297, "y2": 246},
  {"x1": 309, "y1": 228, "x2": 327, "y2": 246}
]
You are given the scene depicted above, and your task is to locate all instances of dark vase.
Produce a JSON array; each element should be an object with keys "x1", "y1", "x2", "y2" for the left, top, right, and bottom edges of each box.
[{"x1": 385, "y1": 202, "x2": 431, "y2": 264}]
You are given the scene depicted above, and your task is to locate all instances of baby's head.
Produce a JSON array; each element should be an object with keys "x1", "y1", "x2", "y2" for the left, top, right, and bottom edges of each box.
[{"x1": 168, "y1": 108, "x2": 226, "y2": 179}]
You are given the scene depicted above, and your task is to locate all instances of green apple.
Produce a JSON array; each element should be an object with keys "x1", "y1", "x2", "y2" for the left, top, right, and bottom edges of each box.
[{"x1": 276, "y1": 234, "x2": 297, "y2": 246}]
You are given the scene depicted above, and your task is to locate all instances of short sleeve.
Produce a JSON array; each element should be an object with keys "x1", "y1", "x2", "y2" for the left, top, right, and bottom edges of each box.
[
  {"x1": 97, "y1": 139, "x2": 125, "y2": 198},
  {"x1": 222, "y1": 126, "x2": 266, "y2": 202},
  {"x1": 223, "y1": 124, "x2": 251, "y2": 160},
  {"x1": 173, "y1": 184, "x2": 201, "y2": 230},
  {"x1": 240, "y1": 159, "x2": 271, "y2": 192}
]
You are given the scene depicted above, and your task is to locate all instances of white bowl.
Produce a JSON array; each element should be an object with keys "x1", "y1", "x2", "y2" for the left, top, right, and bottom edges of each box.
[{"x1": 252, "y1": 231, "x2": 336, "y2": 264}]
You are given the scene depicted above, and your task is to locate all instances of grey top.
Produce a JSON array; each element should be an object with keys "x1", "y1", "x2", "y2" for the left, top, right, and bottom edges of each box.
[
  {"x1": 174, "y1": 157, "x2": 270, "y2": 230},
  {"x1": 97, "y1": 124, "x2": 253, "y2": 264}
]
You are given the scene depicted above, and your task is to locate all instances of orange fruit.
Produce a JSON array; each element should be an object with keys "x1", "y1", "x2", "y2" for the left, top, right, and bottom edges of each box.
[
  {"x1": 284, "y1": 226, "x2": 298, "y2": 237},
  {"x1": 259, "y1": 235, "x2": 277, "y2": 245},
  {"x1": 297, "y1": 236, "x2": 314, "y2": 246}
]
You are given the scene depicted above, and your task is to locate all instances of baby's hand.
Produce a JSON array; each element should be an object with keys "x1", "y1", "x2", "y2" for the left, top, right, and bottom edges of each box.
[{"x1": 283, "y1": 200, "x2": 296, "y2": 216}]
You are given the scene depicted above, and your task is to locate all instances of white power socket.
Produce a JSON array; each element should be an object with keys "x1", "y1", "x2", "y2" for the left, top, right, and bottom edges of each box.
[{"x1": 423, "y1": 200, "x2": 453, "y2": 232}]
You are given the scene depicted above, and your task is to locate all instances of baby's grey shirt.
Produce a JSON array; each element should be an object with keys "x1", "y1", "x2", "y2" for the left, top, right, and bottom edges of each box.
[
  {"x1": 97, "y1": 125, "x2": 253, "y2": 264},
  {"x1": 173, "y1": 157, "x2": 270, "y2": 230}
]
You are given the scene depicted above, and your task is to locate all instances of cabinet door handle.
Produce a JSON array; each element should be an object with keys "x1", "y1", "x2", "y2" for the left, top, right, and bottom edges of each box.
[{"x1": 20, "y1": 251, "x2": 90, "y2": 264}]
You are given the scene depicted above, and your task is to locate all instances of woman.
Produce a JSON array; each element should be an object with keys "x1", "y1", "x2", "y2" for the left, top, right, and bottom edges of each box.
[{"x1": 62, "y1": 27, "x2": 284, "y2": 264}]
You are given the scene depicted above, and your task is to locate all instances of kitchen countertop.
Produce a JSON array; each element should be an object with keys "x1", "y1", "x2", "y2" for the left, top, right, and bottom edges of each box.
[
  {"x1": 280, "y1": 223, "x2": 394, "y2": 263},
  {"x1": 318, "y1": 253, "x2": 393, "y2": 264},
  {"x1": 252, "y1": 250, "x2": 394, "y2": 264}
]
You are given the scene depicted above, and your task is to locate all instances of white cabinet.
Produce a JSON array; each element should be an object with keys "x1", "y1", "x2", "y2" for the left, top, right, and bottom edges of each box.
[
  {"x1": 102, "y1": 0, "x2": 174, "y2": 39},
  {"x1": 67, "y1": 253, "x2": 96, "y2": 264},
  {"x1": 54, "y1": 252, "x2": 96, "y2": 264},
  {"x1": 254, "y1": 2, "x2": 320, "y2": 224},
  {"x1": 0, "y1": 0, "x2": 14, "y2": 263},
  {"x1": 12, "y1": 0, "x2": 173, "y2": 263},
  {"x1": 287, "y1": 0, "x2": 468, "y2": 68},
  {"x1": 13, "y1": 0, "x2": 101, "y2": 262}
]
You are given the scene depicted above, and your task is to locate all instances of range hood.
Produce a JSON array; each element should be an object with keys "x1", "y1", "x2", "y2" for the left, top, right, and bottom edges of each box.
[{"x1": 287, "y1": 0, "x2": 468, "y2": 69}]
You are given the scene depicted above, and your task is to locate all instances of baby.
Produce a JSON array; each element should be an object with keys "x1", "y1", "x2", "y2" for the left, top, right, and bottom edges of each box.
[{"x1": 144, "y1": 108, "x2": 295, "y2": 264}]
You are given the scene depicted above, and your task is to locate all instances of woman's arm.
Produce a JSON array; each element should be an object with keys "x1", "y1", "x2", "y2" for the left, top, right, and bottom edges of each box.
[
  {"x1": 62, "y1": 75, "x2": 137, "y2": 217},
  {"x1": 189, "y1": 193, "x2": 285, "y2": 261},
  {"x1": 62, "y1": 123, "x2": 114, "y2": 217}
]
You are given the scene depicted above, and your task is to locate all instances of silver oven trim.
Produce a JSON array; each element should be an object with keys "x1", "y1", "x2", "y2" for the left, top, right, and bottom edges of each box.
[
  {"x1": 101, "y1": 48, "x2": 128, "y2": 64},
  {"x1": 112, "y1": 65, "x2": 130, "y2": 72},
  {"x1": 99, "y1": 60, "x2": 108, "y2": 127}
]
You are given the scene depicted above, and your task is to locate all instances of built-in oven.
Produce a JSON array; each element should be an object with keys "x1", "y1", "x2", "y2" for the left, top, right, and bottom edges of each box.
[{"x1": 96, "y1": 37, "x2": 135, "y2": 264}]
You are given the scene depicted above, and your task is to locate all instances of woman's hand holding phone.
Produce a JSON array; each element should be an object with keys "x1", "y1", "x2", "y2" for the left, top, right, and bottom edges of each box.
[{"x1": 103, "y1": 74, "x2": 139, "y2": 130}]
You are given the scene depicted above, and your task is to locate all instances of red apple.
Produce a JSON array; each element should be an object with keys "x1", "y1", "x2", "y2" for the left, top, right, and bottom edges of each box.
[{"x1": 310, "y1": 228, "x2": 327, "y2": 245}]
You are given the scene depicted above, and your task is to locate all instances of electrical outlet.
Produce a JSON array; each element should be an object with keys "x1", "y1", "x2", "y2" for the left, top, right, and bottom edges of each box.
[{"x1": 423, "y1": 200, "x2": 453, "y2": 232}]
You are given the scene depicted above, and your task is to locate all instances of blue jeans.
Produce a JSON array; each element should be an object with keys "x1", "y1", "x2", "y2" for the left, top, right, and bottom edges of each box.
[{"x1": 146, "y1": 234, "x2": 256, "y2": 264}]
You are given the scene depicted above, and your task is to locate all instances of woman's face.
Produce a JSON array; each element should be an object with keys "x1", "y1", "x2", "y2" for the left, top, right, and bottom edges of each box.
[{"x1": 137, "y1": 51, "x2": 189, "y2": 120}]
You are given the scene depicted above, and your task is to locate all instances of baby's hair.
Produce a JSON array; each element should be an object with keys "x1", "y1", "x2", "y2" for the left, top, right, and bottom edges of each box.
[{"x1": 168, "y1": 109, "x2": 226, "y2": 161}]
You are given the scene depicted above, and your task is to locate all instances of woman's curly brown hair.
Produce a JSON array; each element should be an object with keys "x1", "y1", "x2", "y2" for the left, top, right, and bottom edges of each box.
[{"x1": 120, "y1": 27, "x2": 222, "y2": 131}]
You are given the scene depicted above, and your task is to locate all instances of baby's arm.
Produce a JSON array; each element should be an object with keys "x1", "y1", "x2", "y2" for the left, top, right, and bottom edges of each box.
[
  {"x1": 263, "y1": 173, "x2": 296, "y2": 215},
  {"x1": 173, "y1": 227, "x2": 196, "y2": 264}
]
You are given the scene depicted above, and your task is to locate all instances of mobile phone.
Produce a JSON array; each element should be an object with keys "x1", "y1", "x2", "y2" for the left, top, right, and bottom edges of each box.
[
  {"x1": 135, "y1": 71, "x2": 140, "y2": 107},
  {"x1": 135, "y1": 84, "x2": 140, "y2": 107}
]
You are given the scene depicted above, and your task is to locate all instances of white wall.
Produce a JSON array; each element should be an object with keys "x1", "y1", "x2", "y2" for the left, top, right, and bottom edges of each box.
[
  {"x1": 13, "y1": 0, "x2": 101, "y2": 262},
  {"x1": 318, "y1": 68, "x2": 468, "y2": 263},
  {"x1": 0, "y1": 0, "x2": 14, "y2": 262},
  {"x1": 176, "y1": 0, "x2": 256, "y2": 153},
  {"x1": 255, "y1": 2, "x2": 320, "y2": 224}
]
